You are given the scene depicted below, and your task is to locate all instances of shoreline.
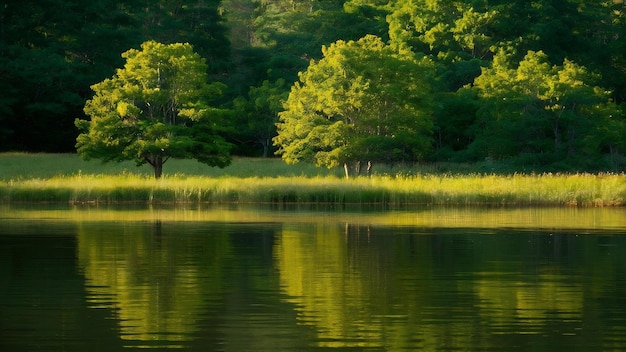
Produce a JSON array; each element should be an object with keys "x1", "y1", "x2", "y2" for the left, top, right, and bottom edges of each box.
[{"x1": 1, "y1": 173, "x2": 624, "y2": 207}]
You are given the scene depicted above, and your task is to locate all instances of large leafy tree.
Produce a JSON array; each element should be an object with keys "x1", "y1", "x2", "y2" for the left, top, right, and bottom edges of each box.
[
  {"x1": 0, "y1": 0, "x2": 230, "y2": 152},
  {"x1": 485, "y1": 0, "x2": 626, "y2": 103},
  {"x1": 470, "y1": 50, "x2": 621, "y2": 167},
  {"x1": 75, "y1": 41, "x2": 232, "y2": 178},
  {"x1": 274, "y1": 35, "x2": 435, "y2": 177}
]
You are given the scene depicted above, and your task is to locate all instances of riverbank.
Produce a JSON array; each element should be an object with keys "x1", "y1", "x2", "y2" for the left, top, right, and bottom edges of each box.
[
  {"x1": 1, "y1": 172, "x2": 624, "y2": 206},
  {"x1": 0, "y1": 153, "x2": 624, "y2": 206}
]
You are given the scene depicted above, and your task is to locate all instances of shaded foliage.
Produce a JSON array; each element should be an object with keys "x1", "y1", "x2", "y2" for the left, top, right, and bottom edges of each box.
[
  {"x1": 1, "y1": 0, "x2": 229, "y2": 152},
  {"x1": 1, "y1": 0, "x2": 624, "y2": 171}
]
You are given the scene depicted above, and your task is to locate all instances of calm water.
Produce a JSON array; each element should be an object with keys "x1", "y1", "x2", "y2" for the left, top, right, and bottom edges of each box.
[{"x1": 1, "y1": 205, "x2": 626, "y2": 351}]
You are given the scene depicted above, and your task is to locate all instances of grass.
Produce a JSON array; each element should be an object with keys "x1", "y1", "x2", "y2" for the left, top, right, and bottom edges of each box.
[
  {"x1": 0, "y1": 153, "x2": 625, "y2": 206},
  {"x1": 0, "y1": 152, "x2": 343, "y2": 179}
]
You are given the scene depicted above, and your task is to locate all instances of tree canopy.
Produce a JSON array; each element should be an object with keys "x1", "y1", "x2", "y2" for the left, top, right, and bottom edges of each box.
[
  {"x1": 274, "y1": 35, "x2": 435, "y2": 177},
  {"x1": 470, "y1": 49, "x2": 620, "y2": 167},
  {"x1": 75, "y1": 41, "x2": 232, "y2": 178},
  {"x1": 1, "y1": 0, "x2": 625, "y2": 172}
]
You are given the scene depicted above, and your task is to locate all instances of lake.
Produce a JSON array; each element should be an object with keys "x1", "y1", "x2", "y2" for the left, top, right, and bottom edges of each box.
[{"x1": 1, "y1": 204, "x2": 626, "y2": 351}]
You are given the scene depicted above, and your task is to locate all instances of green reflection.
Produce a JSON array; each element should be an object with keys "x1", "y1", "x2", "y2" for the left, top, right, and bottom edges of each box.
[
  {"x1": 274, "y1": 224, "x2": 626, "y2": 351},
  {"x1": 2, "y1": 205, "x2": 625, "y2": 232},
  {"x1": 275, "y1": 223, "x2": 475, "y2": 350},
  {"x1": 275, "y1": 223, "x2": 380, "y2": 348},
  {"x1": 2, "y1": 204, "x2": 626, "y2": 351},
  {"x1": 77, "y1": 220, "x2": 231, "y2": 348},
  {"x1": 475, "y1": 273, "x2": 583, "y2": 333}
]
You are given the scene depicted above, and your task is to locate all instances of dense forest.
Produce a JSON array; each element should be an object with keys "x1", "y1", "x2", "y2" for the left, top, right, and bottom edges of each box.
[{"x1": 1, "y1": 0, "x2": 625, "y2": 171}]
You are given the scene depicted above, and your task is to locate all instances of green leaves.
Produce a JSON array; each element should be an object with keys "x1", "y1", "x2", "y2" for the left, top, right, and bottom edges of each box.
[
  {"x1": 274, "y1": 35, "x2": 436, "y2": 169},
  {"x1": 2, "y1": 0, "x2": 625, "y2": 171},
  {"x1": 471, "y1": 49, "x2": 619, "y2": 165},
  {"x1": 75, "y1": 41, "x2": 232, "y2": 178},
  {"x1": 232, "y1": 79, "x2": 289, "y2": 157},
  {"x1": 387, "y1": 0, "x2": 496, "y2": 58}
]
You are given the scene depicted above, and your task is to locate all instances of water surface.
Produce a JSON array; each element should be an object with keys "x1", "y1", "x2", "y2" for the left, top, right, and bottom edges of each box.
[{"x1": 1, "y1": 205, "x2": 625, "y2": 351}]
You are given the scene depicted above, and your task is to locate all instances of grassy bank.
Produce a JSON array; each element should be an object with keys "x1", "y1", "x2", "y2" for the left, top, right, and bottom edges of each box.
[
  {"x1": 0, "y1": 152, "x2": 343, "y2": 179},
  {"x1": 0, "y1": 153, "x2": 624, "y2": 206}
]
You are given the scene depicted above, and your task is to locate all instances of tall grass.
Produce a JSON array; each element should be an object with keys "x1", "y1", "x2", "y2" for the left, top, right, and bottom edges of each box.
[
  {"x1": 1, "y1": 171, "x2": 624, "y2": 206},
  {"x1": 1, "y1": 153, "x2": 624, "y2": 206}
]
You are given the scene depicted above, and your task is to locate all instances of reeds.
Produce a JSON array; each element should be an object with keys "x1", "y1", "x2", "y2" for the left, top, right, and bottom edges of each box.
[{"x1": 1, "y1": 172, "x2": 624, "y2": 206}]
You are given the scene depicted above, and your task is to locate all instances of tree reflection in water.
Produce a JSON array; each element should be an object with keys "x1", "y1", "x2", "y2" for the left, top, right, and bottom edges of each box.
[{"x1": 2, "y1": 205, "x2": 621, "y2": 351}]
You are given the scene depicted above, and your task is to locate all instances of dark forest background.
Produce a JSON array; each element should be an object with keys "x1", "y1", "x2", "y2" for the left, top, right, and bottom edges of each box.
[{"x1": 1, "y1": 0, "x2": 625, "y2": 171}]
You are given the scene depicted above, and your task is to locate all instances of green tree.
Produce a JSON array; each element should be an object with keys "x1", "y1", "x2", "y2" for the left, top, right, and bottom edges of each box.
[
  {"x1": 75, "y1": 41, "x2": 232, "y2": 178},
  {"x1": 432, "y1": 87, "x2": 480, "y2": 159},
  {"x1": 485, "y1": 0, "x2": 626, "y2": 104},
  {"x1": 235, "y1": 0, "x2": 387, "y2": 83},
  {"x1": 0, "y1": 0, "x2": 105, "y2": 151},
  {"x1": 134, "y1": 0, "x2": 230, "y2": 75},
  {"x1": 274, "y1": 35, "x2": 435, "y2": 178},
  {"x1": 0, "y1": 0, "x2": 230, "y2": 152},
  {"x1": 232, "y1": 79, "x2": 289, "y2": 157},
  {"x1": 471, "y1": 49, "x2": 619, "y2": 167},
  {"x1": 386, "y1": 0, "x2": 496, "y2": 89},
  {"x1": 387, "y1": 0, "x2": 495, "y2": 57}
]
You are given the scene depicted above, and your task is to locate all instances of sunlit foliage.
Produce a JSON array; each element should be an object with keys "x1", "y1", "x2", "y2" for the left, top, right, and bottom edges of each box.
[
  {"x1": 274, "y1": 35, "x2": 435, "y2": 177},
  {"x1": 75, "y1": 41, "x2": 233, "y2": 178}
]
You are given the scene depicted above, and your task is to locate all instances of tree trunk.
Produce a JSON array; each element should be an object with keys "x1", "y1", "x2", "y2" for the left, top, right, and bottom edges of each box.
[
  {"x1": 146, "y1": 154, "x2": 164, "y2": 179},
  {"x1": 153, "y1": 158, "x2": 163, "y2": 179},
  {"x1": 343, "y1": 162, "x2": 350, "y2": 179}
]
